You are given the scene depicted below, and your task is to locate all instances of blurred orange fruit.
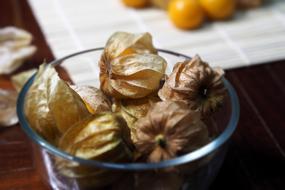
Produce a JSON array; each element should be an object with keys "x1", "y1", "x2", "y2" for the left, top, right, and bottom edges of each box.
[
  {"x1": 199, "y1": 0, "x2": 236, "y2": 20},
  {"x1": 121, "y1": 0, "x2": 149, "y2": 8},
  {"x1": 168, "y1": 0, "x2": 205, "y2": 29}
]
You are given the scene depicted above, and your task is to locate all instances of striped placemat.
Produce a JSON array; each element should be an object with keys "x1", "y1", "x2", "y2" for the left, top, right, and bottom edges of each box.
[{"x1": 28, "y1": 0, "x2": 285, "y2": 85}]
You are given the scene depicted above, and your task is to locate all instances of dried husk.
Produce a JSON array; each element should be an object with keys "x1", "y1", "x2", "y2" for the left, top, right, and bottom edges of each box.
[
  {"x1": 99, "y1": 32, "x2": 166, "y2": 99},
  {"x1": 57, "y1": 113, "x2": 132, "y2": 188},
  {"x1": 71, "y1": 85, "x2": 111, "y2": 114},
  {"x1": 112, "y1": 96, "x2": 160, "y2": 131},
  {"x1": 0, "y1": 26, "x2": 33, "y2": 49},
  {"x1": 158, "y1": 55, "x2": 226, "y2": 116},
  {"x1": 24, "y1": 64, "x2": 60, "y2": 144},
  {"x1": 47, "y1": 68, "x2": 91, "y2": 134},
  {"x1": 0, "y1": 27, "x2": 36, "y2": 74},
  {"x1": 11, "y1": 68, "x2": 37, "y2": 92},
  {"x1": 133, "y1": 101, "x2": 209, "y2": 163},
  {"x1": 102, "y1": 32, "x2": 157, "y2": 60},
  {"x1": 100, "y1": 53, "x2": 167, "y2": 99},
  {"x1": 59, "y1": 113, "x2": 132, "y2": 158},
  {"x1": 0, "y1": 89, "x2": 18, "y2": 127},
  {"x1": 0, "y1": 46, "x2": 36, "y2": 74},
  {"x1": 25, "y1": 64, "x2": 91, "y2": 144}
]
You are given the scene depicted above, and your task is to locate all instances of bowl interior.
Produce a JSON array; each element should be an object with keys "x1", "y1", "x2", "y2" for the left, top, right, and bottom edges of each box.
[{"x1": 17, "y1": 48, "x2": 240, "y2": 170}]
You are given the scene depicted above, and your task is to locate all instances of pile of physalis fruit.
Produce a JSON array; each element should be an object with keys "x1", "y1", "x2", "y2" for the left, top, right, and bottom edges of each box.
[{"x1": 25, "y1": 32, "x2": 226, "y2": 189}]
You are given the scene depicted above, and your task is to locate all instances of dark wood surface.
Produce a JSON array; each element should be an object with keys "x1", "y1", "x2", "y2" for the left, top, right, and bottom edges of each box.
[{"x1": 0, "y1": 0, "x2": 285, "y2": 190}]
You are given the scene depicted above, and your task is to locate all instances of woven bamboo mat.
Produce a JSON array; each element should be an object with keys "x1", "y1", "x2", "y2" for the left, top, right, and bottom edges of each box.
[{"x1": 28, "y1": 0, "x2": 285, "y2": 85}]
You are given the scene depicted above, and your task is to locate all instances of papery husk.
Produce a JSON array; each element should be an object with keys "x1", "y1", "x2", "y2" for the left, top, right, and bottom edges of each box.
[
  {"x1": 112, "y1": 96, "x2": 160, "y2": 131},
  {"x1": 47, "y1": 70, "x2": 91, "y2": 133},
  {"x1": 0, "y1": 26, "x2": 33, "y2": 49},
  {"x1": 103, "y1": 32, "x2": 157, "y2": 60},
  {"x1": 0, "y1": 27, "x2": 36, "y2": 75},
  {"x1": 0, "y1": 89, "x2": 18, "y2": 127},
  {"x1": 57, "y1": 113, "x2": 132, "y2": 188},
  {"x1": 11, "y1": 68, "x2": 37, "y2": 92},
  {"x1": 59, "y1": 114, "x2": 132, "y2": 158},
  {"x1": 99, "y1": 31, "x2": 166, "y2": 99},
  {"x1": 158, "y1": 55, "x2": 226, "y2": 117},
  {"x1": 100, "y1": 53, "x2": 167, "y2": 99},
  {"x1": 24, "y1": 64, "x2": 59, "y2": 144},
  {"x1": 71, "y1": 85, "x2": 111, "y2": 114},
  {"x1": 133, "y1": 101, "x2": 209, "y2": 163},
  {"x1": 0, "y1": 46, "x2": 36, "y2": 74}
]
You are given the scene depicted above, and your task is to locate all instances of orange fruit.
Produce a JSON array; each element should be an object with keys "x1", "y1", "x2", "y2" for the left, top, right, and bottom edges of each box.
[
  {"x1": 199, "y1": 0, "x2": 236, "y2": 20},
  {"x1": 121, "y1": 0, "x2": 149, "y2": 8},
  {"x1": 168, "y1": 0, "x2": 205, "y2": 30}
]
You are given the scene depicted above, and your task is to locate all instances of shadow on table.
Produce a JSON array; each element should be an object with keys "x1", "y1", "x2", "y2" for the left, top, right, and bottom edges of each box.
[{"x1": 211, "y1": 142, "x2": 285, "y2": 190}]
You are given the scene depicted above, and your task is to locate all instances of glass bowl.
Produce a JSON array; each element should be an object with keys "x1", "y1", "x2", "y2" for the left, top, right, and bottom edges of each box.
[{"x1": 17, "y1": 48, "x2": 240, "y2": 190}]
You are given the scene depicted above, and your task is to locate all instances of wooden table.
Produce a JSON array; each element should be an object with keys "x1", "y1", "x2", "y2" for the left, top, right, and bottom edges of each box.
[{"x1": 0, "y1": 0, "x2": 285, "y2": 189}]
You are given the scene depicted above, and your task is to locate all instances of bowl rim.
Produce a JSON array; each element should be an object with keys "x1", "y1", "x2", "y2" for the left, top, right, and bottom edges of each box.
[{"x1": 17, "y1": 47, "x2": 240, "y2": 171}]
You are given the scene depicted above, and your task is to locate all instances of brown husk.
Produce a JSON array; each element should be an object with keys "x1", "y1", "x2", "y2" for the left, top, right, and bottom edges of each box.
[
  {"x1": 133, "y1": 101, "x2": 209, "y2": 163},
  {"x1": 158, "y1": 55, "x2": 226, "y2": 116},
  {"x1": 112, "y1": 96, "x2": 160, "y2": 131}
]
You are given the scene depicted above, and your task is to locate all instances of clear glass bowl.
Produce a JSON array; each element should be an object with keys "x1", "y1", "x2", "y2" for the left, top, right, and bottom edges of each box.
[{"x1": 17, "y1": 48, "x2": 240, "y2": 190}]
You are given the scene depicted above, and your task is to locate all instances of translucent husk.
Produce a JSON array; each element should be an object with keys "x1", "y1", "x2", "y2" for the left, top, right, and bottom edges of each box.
[
  {"x1": 25, "y1": 64, "x2": 91, "y2": 144},
  {"x1": 112, "y1": 96, "x2": 160, "y2": 129},
  {"x1": 103, "y1": 32, "x2": 157, "y2": 60},
  {"x1": 24, "y1": 64, "x2": 60, "y2": 144},
  {"x1": 47, "y1": 69, "x2": 91, "y2": 133},
  {"x1": 11, "y1": 68, "x2": 37, "y2": 92},
  {"x1": 99, "y1": 32, "x2": 167, "y2": 99},
  {"x1": 70, "y1": 85, "x2": 111, "y2": 114},
  {"x1": 57, "y1": 114, "x2": 132, "y2": 188}
]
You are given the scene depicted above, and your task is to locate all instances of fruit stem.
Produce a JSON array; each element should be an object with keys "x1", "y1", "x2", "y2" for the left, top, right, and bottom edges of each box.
[{"x1": 155, "y1": 134, "x2": 167, "y2": 148}]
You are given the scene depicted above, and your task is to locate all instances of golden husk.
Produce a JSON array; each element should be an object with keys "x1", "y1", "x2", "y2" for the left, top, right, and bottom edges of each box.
[
  {"x1": 57, "y1": 113, "x2": 132, "y2": 187},
  {"x1": 24, "y1": 64, "x2": 59, "y2": 144},
  {"x1": 25, "y1": 64, "x2": 91, "y2": 144},
  {"x1": 46, "y1": 68, "x2": 91, "y2": 134},
  {"x1": 11, "y1": 68, "x2": 37, "y2": 92},
  {"x1": 71, "y1": 85, "x2": 111, "y2": 114},
  {"x1": 112, "y1": 96, "x2": 160, "y2": 132},
  {"x1": 103, "y1": 32, "x2": 157, "y2": 60},
  {"x1": 99, "y1": 32, "x2": 166, "y2": 99}
]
